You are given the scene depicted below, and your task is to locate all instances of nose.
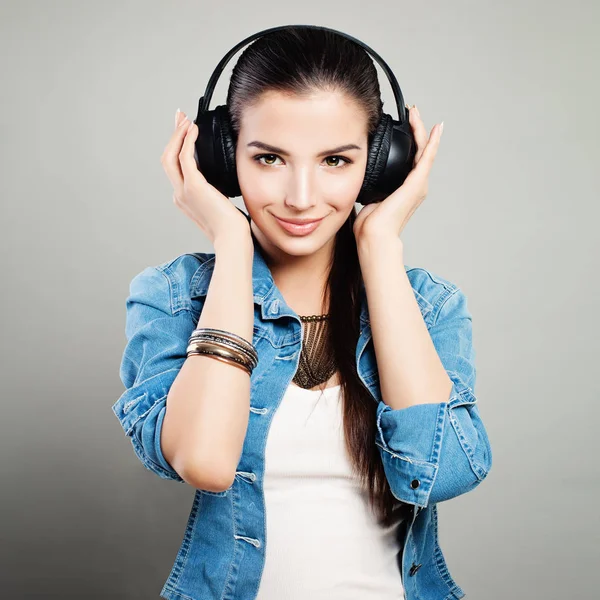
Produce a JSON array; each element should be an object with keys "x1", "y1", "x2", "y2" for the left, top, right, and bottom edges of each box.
[{"x1": 284, "y1": 166, "x2": 317, "y2": 210}]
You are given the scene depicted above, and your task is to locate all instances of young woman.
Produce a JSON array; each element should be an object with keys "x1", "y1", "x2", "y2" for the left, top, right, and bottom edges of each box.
[{"x1": 113, "y1": 26, "x2": 492, "y2": 600}]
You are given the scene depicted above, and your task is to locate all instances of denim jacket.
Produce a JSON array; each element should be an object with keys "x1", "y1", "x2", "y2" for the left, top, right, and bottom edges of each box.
[{"x1": 112, "y1": 235, "x2": 492, "y2": 600}]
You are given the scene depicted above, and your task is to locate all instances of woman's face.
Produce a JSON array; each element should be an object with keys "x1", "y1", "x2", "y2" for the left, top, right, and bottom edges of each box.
[{"x1": 235, "y1": 89, "x2": 369, "y2": 258}]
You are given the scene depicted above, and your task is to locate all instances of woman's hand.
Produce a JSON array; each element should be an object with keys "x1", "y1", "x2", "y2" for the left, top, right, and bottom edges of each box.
[
  {"x1": 160, "y1": 110, "x2": 251, "y2": 246},
  {"x1": 353, "y1": 105, "x2": 444, "y2": 246}
]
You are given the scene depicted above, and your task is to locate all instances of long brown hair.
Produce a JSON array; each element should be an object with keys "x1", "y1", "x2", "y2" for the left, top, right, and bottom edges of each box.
[{"x1": 227, "y1": 27, "x2": 410, "y2": 527}]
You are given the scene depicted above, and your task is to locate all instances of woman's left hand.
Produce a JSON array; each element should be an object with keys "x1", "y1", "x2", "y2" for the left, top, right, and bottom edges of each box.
[{"x1": 353, "y1": 105, "x2": 444, "y2": 246}]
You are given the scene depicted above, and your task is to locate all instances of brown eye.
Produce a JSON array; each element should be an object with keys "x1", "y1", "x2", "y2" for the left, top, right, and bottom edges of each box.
[
  {"x1": 254, "y1": 154, "x2": 281, "y2": 166},
  {"x1": 324, "y1": 156, "x2": 350, "y2": 168}
]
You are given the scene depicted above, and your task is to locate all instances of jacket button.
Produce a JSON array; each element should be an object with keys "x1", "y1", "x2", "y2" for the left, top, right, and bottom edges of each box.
[
  {"x1": 410, "y1": 479, "x2": 420, "y2": 489},
  {"x1": 409, "y1": 563, "x2": 422, "y2": 576}
]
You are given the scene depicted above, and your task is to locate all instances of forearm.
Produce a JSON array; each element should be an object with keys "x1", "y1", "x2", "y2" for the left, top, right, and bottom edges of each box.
[
  {"x1": 357, "y1": 237, "x2": 452, "y2": 410},
  {"x1": 161, "y1": 233, "x2": 255, "y2": 491}
]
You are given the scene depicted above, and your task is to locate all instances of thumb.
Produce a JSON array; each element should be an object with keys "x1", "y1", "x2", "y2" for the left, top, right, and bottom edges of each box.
[{"x1": 180, "y1": 121, "x2": 203, "y2": 181}]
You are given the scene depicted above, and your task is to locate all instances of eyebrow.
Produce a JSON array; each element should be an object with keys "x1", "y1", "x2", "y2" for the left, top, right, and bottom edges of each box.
[{"x1": 246, "y1": 140, "x2": 362, "y2": 157}]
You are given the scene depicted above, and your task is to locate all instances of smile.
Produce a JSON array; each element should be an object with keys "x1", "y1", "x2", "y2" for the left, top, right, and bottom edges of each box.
[{"x1": 273, "y1": 215, "x2": 325, "y2": 236}]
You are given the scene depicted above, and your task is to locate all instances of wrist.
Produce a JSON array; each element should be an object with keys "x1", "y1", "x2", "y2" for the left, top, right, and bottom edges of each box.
[
  {"x1": 357, "y1": 234, "x2": 404, "y2": 259},
  {"x1": 214, "y1": 229, "x2": 254, "y2": 256}
]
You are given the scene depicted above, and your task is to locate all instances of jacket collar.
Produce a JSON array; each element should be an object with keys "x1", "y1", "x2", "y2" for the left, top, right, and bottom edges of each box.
[{"x1": 190, "y1": 229, "x2": 371, "y2": 325}]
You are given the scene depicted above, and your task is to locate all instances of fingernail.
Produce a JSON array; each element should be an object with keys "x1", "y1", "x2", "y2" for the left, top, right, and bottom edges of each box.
[
  {"x1": 414, "y1": 105, "x2": 420, "y2": 117},
  {"x1": 179, "y1": 116, "x2": 189, "y2": 128},
  {"x1": 175, "y1": 108, "x2": 181, "y2": 126},
  {"x1": 440, "y1": 121, "x2": 444, "y2": 135}
]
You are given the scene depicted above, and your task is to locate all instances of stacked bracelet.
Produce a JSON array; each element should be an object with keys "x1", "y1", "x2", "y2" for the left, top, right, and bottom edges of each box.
[{"x1": 186, "y1": 327, "x2": 259, "y2": 376}]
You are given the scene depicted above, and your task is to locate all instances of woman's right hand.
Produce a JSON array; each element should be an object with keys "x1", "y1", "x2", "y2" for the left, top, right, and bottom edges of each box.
[{"x1": 160, "y1": 110, "x2": 251, "y2": 247}]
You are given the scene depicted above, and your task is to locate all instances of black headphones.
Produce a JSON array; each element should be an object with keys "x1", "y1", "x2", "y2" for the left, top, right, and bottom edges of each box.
[{"x1": 193, "y1": 24, "x2": 416, "y2": 206}]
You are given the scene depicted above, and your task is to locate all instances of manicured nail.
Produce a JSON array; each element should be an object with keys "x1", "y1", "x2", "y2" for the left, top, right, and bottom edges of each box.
[
  {"x1": 414, "y1": 105, "x2": 420, "y2": 118},
  {"x1": 175, "y1": 108, "x2": 181, "y2": 126},
  {"x1": 440, "y1": 121, "x2": 444, "y2": 135}
]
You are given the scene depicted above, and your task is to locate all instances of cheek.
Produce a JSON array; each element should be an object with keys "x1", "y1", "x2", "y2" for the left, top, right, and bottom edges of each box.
[
  {"x1": 236, "y1": 159, "x2": 277, "y2": 206},
  {"x1": 325, "y1": 167, "x2": 367, "y2": 206}
]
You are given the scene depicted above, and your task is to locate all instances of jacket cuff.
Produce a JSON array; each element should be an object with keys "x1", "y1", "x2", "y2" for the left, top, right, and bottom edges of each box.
[
  {"x1": 112, "y1": 367, "x2": 185, "y2": 482},
  {"x1": 375, "y1": 370, "x2": 492, "y2": 506},
  {"x1": 376, "y1": 399, "x2": 446, "y2": 506},
  {"x1": 112, "y1": 368, "x2": 180, "y2": 436},
  {"x1": 131, "y1": 400, "x2": 185, "y2": 482}
]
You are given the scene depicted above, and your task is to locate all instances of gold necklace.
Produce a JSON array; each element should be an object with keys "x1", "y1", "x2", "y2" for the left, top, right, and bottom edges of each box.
[{"x1": 292, "y1": 313, "x2": 337, "y2": 389}]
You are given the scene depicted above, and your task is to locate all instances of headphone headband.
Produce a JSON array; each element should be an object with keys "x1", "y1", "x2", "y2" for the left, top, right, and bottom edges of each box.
[
  {"x1": 193, "y1": 24, "x2": 417, "y2": 204},
  {"x1": 198, "y1": 24, "x2": 408, "y2": 124}
]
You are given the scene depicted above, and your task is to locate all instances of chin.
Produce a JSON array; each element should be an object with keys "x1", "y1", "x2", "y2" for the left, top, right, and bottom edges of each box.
[
  {"x1": 274, "y1": 230, "x2": 333, "y2": 254},
  {"x1": 275, "y1": 239, "x2": 327, "y2": 257}
]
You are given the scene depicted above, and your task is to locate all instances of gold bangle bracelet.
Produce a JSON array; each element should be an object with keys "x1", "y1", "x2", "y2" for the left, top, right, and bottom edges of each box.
[
  {"x1": 186, "y1": 349, "x2": 252, "y2": 375},
  {"x1": 186, "y1": 339, "x2": 248, "y2": 363},
  {"x1": 188, "y1": 334, "x2": 258, "y2": 368},
  {"x1": 186, "y1": 340, "x2": 254, "y2": 374},
  {"x1": 190, "y1": 327, "x2": 255, "y2": 354}
]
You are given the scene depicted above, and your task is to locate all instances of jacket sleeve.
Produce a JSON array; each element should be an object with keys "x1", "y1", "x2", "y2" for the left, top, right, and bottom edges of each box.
[
  {"x1": 374, "y1": 287, "x2": 493, "y2": 507},
  {"x1": 111, "y1": 266, "x2": 199, "y2": 482}
]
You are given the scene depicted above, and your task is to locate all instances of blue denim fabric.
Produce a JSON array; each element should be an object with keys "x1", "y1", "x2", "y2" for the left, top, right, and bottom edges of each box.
[{"x1": 112, "y1": 235, "x2": 492, "y2": 600}]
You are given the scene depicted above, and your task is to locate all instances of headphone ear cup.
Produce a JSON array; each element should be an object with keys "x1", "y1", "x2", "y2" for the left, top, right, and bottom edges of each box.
[
  {"x1": 214, "y1": 105, "x2": 241, "y2": 197},
  {"x1": 359, "y1": 113, "x2": 393, "y2": 202},
  {"x1": 193, "y1": 100, "x2": 241, "y2": 198},
  {"x1": 356, "y1": 112, "x2": 417, "y2": 205}
]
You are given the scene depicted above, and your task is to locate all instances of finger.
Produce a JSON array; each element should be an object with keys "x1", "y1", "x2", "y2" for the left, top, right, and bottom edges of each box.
[
  {"x1": 179, "y1": 120, "x2": 207, "y2": 184},
  {"x1": 413, "y1": 123, "x2": 443, "y2": 177},
  {"x1": 409, "y1": 106, "x2": 430, "y2": 165},
  {"x1": 163, "y1": 113, "x2": 190, "y2": 160},
  {"x1": 161, "y1": 115, "x2": 191, "y2": 192},
  {"x1": 395, "y1": 121, "x2": 442, "y2": 198}
]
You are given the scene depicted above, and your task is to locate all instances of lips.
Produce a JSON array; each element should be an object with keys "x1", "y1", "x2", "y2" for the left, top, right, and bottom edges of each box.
[
  {"x1": 273, "y1": 215, "x2": 324, "y2": 236},
  {"x1": 275, "y1": 216, "x2": 324, "y2": 225}
]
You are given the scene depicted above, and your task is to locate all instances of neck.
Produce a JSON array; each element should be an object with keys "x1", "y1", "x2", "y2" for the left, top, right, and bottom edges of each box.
[{"x1": 250, "y1": 220, "x2": 334, "y2": 315}]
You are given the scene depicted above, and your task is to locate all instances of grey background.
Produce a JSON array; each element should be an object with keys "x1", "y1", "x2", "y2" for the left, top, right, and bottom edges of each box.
[{"x1": 1, "y1": 0, "x2": 598, "y2": 598}]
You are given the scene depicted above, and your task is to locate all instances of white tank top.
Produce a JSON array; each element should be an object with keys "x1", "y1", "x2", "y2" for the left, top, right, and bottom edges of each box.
[{"x1": 255, "y1": 382, "x2": 406, "y2": 600}]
